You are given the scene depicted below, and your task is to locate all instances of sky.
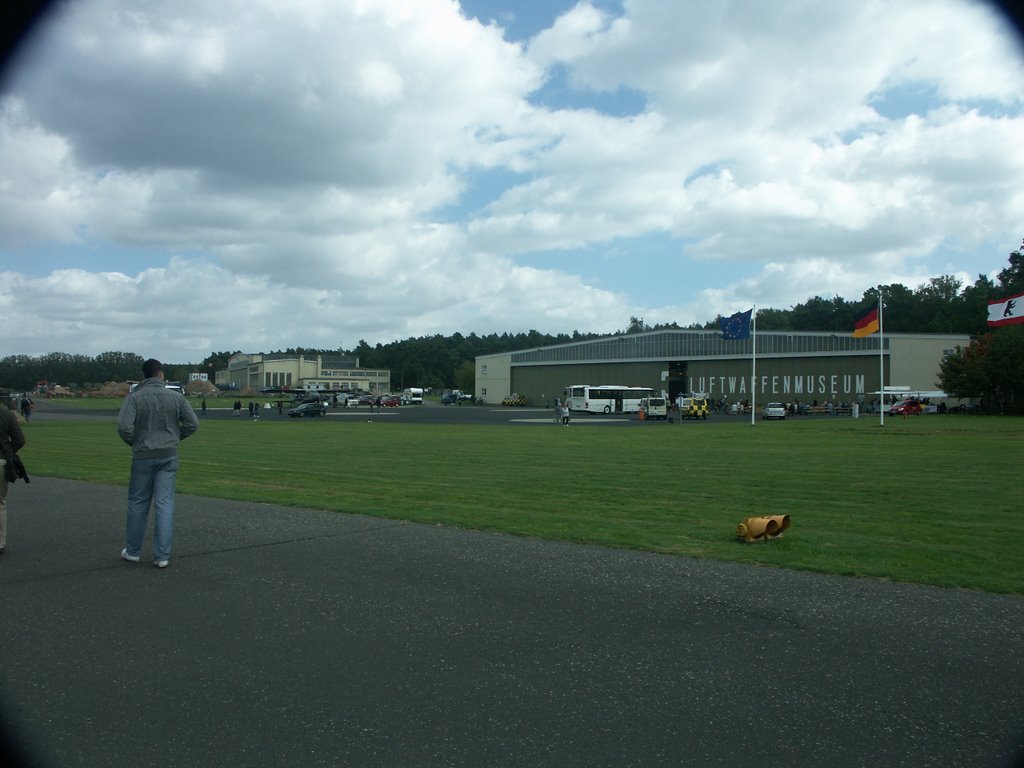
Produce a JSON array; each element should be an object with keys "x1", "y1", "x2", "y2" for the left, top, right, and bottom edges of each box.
[{"x1": 1, "y1": 0, "x2": 1022, "y2": 363}]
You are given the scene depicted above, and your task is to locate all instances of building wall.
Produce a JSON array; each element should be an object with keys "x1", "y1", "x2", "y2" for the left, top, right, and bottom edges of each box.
[
  {"x1": 888, "y1": 336, "x2": 960, "y2": 392},
  {"x1": 681, "y1": 355, "x2": 883, "y2": 403},
  {"x1": 217, "y1": 353, "x2": 390, "y2": 393},
  {"x1": 511, "y1": 362, "x2": 667, "y2": 406},
  {"x1": 475, "y1": 352, "x2": 512, "y2": 402},
  {"x1": 510, "y1": 356, "x2": 883, "y2": 407},
  {"x1": 476, "y1": 331, "x2": 970, "y2": 407}
]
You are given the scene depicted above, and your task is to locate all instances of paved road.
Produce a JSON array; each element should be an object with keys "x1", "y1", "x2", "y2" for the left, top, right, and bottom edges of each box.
[
  {"x1": 1, "y1": 477, "x2": 1022, "y2": 767},
  {"x1": 29, "y1": 397, "x2": 863, "y2": 428}
]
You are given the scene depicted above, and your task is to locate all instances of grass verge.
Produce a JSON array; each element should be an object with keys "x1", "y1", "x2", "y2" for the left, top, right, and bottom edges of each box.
[{"x1": 19, "y1": 414, "x2": 1024, "y2": 595}]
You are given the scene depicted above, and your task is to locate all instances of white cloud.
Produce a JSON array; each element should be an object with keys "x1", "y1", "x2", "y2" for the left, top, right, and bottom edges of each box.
[{"x1": 0, "y1": 0, "x2": 1021, "y2": 361}]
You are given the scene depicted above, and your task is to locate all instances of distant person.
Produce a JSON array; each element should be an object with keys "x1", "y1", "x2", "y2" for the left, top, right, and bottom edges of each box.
[
  {"x1": 200, "y1": 398, "x2": 207, "y2": 416},
  {"x1": 233, "y1": 399, "x2": 242, "y2": 416},
  {"x1": 20, "y1": 397, "x2": 32, "y2": 421},
  {"x1": 248, "y1": 401, "x2": 255, "y2": 418},
  {"x1": 0, "y1": 400, "x2": 27, "y2": 555},
  {"x1": 116, "y1": 358, "x2": 199, "y2": 569}
]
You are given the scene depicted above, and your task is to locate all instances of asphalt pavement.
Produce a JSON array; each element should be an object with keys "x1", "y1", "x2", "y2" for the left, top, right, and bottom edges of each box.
[
  {"x1": 30, "y1": 397, "x2": 858, "y2": 428},
  {"x1": 1, "y1": 475, "x2": 1022, "y2": 768}
]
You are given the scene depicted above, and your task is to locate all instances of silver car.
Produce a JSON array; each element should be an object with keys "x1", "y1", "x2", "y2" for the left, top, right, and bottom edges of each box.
[{"x1": 762, "y1": 402, "x2": 786, "y2": 420}]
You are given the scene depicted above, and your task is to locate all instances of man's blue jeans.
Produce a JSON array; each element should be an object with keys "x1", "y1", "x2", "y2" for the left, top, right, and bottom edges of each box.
[{"x1": 125, "y1": 455, "x2": 178, "y2": 562}]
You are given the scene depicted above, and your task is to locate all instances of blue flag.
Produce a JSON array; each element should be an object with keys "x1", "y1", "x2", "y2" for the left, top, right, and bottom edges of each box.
[{"x1": 720, "y1": 309, "x2": 752, "y2": 340}]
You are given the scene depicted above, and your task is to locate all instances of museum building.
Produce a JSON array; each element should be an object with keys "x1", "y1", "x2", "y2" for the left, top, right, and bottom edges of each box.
[
  {"x1": 216, "y1": 352, "x2": 391, "y2": 394},
  {"x1": 474, "y1": 330, "x2": 970, "y2": 407}
]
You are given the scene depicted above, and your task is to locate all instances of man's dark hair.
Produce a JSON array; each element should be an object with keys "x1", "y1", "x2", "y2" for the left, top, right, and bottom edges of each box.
[{"x1": 142, "y1": 359, "x2": 163, "y2": 379}]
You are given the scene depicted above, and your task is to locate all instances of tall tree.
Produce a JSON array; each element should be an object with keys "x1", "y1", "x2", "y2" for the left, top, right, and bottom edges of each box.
[
  {"x1": 754, "y1": 308, "x2": 792, "y2": 330},
  {"x1": 960, "y1": 275, "x2": 998, "y2": 336},
  {"x1": 914, "y1": 276, "x2": 964, "y2": 333},
  {"x1": 625, "y1": 316, "x2": 649, "y2": 334},
  {"x1": 997, "y1": 239, "x2": 1024, "y2": 294},
  {"x1": 453, "y1": 360, "x2": 475, "y2": 394},
  {"x1": 877, "y1": 284, "x2": 915, "y2": 333}
]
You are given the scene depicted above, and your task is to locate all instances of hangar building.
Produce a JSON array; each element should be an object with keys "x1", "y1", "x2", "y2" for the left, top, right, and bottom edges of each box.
[{"x1": 474, "y1": 330, "x2": 969, "y2": 408}]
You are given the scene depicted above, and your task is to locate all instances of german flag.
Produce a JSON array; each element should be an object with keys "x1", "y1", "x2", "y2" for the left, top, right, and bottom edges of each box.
[{"x1": 853, "y1": 308, "x2": 879, "y2": 338}]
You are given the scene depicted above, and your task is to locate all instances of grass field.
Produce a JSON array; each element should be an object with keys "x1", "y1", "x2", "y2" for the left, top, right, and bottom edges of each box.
[{"x1": 18, "y1": 412, "x2": 1024, "y2": 595}]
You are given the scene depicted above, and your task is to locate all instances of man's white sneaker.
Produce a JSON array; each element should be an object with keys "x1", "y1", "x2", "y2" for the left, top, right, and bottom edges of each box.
[
  {"x1": 154, "y1": 559, "x2": 169, "y2": 569},
  {"x1": 120, "y1": 548, "x2": 140, "y2": 563}
]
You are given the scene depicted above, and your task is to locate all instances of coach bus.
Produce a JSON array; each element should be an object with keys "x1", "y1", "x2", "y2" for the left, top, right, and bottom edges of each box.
[{"x1": 564, "y1": 385, "x2": 656, "y2": 414}]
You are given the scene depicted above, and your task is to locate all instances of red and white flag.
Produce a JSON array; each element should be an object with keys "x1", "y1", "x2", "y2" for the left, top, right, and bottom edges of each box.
[{"x1": 988, "y1": 291, "x2": 1024, "y2": 327}]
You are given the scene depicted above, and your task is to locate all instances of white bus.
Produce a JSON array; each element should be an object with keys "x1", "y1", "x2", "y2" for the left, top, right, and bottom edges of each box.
[{"x1": 564, "y1": 385, "x2": 656, "y2": 414}]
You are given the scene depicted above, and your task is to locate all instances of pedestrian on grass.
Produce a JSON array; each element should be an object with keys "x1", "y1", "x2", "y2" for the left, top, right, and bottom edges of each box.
[
  {"x1": 117, "y1": 358, "x2": 198, "y2": 569},
  {"x1": 0, "y1": 400, "x2": 27, "y2": 555}
]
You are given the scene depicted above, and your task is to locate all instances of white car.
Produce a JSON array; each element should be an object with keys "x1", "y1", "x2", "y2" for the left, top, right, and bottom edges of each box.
[{"x1": 762, "y1": 402, "x2": 786, "y2": 420}]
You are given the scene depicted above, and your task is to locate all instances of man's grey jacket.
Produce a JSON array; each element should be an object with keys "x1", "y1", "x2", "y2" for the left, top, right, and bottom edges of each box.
[{"x1": 117, "y1": 378, "x2": 199, "y2": 459}]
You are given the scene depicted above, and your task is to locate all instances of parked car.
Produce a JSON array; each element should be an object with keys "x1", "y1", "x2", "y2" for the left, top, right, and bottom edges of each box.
[
  {"x1": 891, "y1": 399, "x2": 923, "y2": 415},
  {"x1": 762, "y1": 402, "x2": 786, "y2": 420},
  {"x1": 442, "y1": 393, "x2": 458, "y2": 405},
  {"x1": 358, "y1": 394, "x2": 376, "y2": 405},
  {"x1": 288, "y1": 402, "x2": 327, "y2": 417},
  {"x1": 381, "y1": 395, "x2": 401, "y2": 407}
]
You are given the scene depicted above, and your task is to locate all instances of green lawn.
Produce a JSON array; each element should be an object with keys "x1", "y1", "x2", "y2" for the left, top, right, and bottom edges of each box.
[{"x1": 20, "y1": 414, "x2": 1024, "y2": 595}]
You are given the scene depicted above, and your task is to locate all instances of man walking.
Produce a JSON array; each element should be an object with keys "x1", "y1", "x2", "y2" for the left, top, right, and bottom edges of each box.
[
  {"x1": 0, "y1": 400, "x2": 27, "y2": 555},
  {"x1": 117, "y1": 359, "x2": 199, "y2": 569}
]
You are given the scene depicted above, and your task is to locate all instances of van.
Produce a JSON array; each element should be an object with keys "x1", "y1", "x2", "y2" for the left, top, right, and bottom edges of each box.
[
  {"x1": 679, "y1": 395, "x2": 709, "y2": 420},
  {"x1": 640, "y1": 397, "x2": 668, "y2": 419}
]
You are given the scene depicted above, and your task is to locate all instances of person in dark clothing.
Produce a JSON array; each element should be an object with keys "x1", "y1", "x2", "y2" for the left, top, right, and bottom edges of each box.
[{"x1": 0, "y1": 402, "x2": 27, "y2": 554}]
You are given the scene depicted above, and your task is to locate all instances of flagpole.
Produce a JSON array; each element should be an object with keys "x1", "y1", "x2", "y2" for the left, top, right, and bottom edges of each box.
[
  {"x1": 878, "y1": 286, "x2": 885, "y2": 427},
  {"x1": 751, "y1": 306, "x2": 757, "y2": 426}
]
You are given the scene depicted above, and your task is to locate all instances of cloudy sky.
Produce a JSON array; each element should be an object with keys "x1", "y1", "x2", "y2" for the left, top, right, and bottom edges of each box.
[{"x1": 1, "y1": 0, "x2": 1022, "y2": 363}]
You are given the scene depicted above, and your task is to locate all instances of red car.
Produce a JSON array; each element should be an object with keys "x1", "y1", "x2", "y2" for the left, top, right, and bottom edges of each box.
[
  {"x1": 381, "y1": 395, "x2": 401, "y2": 407},
  {"x1": 890, "y1": 399, "x2": 922, "y2": 415}
]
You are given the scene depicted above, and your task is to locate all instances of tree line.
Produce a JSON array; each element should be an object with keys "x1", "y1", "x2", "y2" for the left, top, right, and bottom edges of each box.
[{"x1": 2, "y1": 242, "x2": 1022, "y2": 407}]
